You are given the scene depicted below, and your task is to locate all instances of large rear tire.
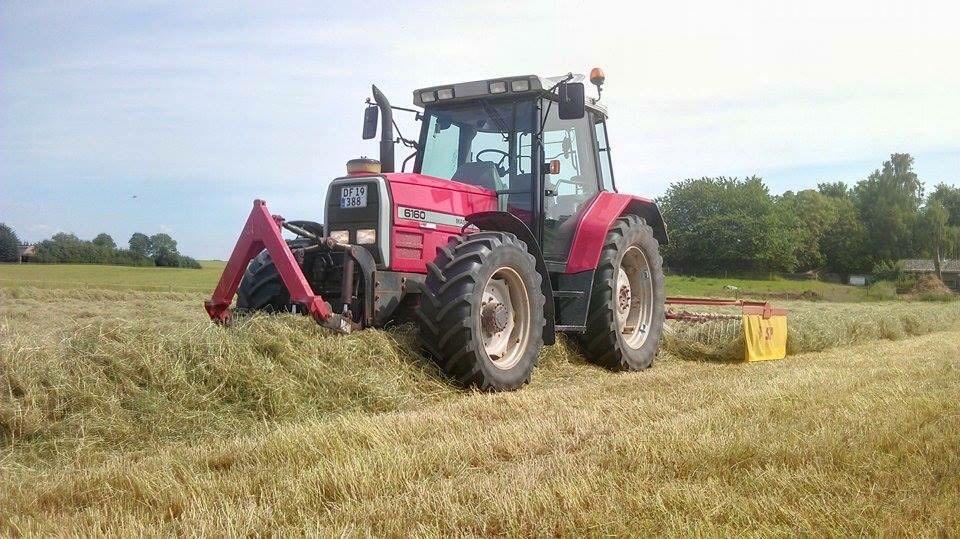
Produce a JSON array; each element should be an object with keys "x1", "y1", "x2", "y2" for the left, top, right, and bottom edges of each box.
[
  {"x1": 417, "y1": 232, "x2": 545, "y2": 391},
  {"x1": 581, "y1": 215, "x2": 665, "y2": 371}
]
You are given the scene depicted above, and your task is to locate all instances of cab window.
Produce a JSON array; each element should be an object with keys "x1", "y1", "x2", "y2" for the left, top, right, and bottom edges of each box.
[
  {"x1": 540, "y1": 99, "x2": 600, "y2": 261},
  {"x1": 418, "y1": 100, "x2": 534, "y2": 195},
  {"x1": 420, "y1": 116, "x2": 461, "y2": 179},
  {"x1": 593, "y1": 113, "x2": 615, "y2": 191}
]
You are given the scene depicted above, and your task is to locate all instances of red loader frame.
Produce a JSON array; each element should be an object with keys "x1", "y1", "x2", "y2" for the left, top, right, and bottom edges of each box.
[{"x1": 204, "y1": 200, "x2": 351, "y2": 332}]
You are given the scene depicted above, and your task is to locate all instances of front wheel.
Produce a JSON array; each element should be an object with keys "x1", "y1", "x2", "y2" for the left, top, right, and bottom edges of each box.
[
  {"x1": 417, "y1": 232, "x2": 545, "y2": 391},
  {"x1": 235, "y1": 239, "x2": 312, "y2": 313},
  {"x1": 581, "y1": 215, "x2": 665, "y2": 371}
]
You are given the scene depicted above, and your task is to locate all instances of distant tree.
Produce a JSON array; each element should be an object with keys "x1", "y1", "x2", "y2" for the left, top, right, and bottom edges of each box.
[
  {"x1": 92, "y1": 233, "x2": 116, "y2": 250},
  {"x1": 34, "y1": 233, "x2": 84, "y2": 263},
  {"x1": 148, "y1": 233, "x2": 178, "y2": 258},
  {"x1": 128, "y1": 233, "x2": 153, "y2": 256},
  {"x1": 28, "y1": 229, "x2": 197, "y2": 268},
  {"x1": 852, "y1": 153, "x2": 924, "y2": 263},
  {"x1": 153, "y1": 249, "x2": 180, "y2": 267},
  {"x1": 817, "y1": 181, "x2": 850, "y2": 199},
  {"x1": 918, "y1": 201, "x2": 957, "y2": 280},
  {"x1": 928, "y1": 183, "x2": 960, "y2": 227},
  {"x1": 659, "y1": 176, "x2": 799, "y2": 273},
  {"x1": 777, "y1": 190, "x2": 838, "y2": 271},
  {"x1": 0, "y1": 223, "x2": 21, "y2": 262},
  {"x1": 820, "y1": 197, "x2": 871, "y2": 276}
]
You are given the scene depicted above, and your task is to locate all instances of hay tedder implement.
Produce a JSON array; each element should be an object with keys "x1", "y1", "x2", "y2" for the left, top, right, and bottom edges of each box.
[
  {"x1": 665, "y1": 297, "x2": 788, "y2": 362},
  {"x1": 205, "y1": 69, "x2": 788, "y2": 391}
]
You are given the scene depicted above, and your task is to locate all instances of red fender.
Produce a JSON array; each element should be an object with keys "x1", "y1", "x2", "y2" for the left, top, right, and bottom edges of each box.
[{"x1": 564, "y1": 192, "x2": 668, "y2": 274}]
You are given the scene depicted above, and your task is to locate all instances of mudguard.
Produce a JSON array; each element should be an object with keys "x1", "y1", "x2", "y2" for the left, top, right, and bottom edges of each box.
[
  {"x1": 565, "y1": 192, "x2": 669, "y2": 274},
  {"x1": 464, "y1": 211, "x2": 556, "y2": 345}
]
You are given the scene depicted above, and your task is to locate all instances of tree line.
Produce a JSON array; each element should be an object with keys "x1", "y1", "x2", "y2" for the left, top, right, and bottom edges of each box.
[
  {"x1": 0, "y1": 225, "x2": 200, "y2": 269},
  {"x1": 659, "y1": 153, "x2": 959, "y2": 278},
  {"x1": 4, "y1": 152, "x2": 957, "y2": 278}
]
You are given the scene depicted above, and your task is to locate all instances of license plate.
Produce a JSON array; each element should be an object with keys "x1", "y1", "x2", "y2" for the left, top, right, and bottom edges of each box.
[{"x1": 340, "y1": 185, "x2": 367, "y2": 208}]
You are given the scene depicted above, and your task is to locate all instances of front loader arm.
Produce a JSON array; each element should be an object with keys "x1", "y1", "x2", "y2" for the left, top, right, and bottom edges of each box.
[{"x1": 204, "y1": 199, "x2": 352, "y2": 332}]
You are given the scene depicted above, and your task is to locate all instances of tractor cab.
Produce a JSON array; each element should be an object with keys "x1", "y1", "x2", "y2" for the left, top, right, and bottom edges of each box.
[{"x1": 407, "y1": 73, "x2": 616, "y2": 264}]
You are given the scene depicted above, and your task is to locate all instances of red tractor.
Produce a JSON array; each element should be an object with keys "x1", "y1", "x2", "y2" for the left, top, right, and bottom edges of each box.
[{"x1": 206, "y1": 69, "x2": 669, "y2": 391}]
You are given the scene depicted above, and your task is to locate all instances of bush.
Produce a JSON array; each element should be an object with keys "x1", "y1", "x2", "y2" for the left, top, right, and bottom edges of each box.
[
  {"x1": 177, "y1": 255, "x2": 202, "y2": 269},
  {"x1": 864, "y1": 281, "x2": 898, "y2": 300},
  {"x1": 872, "y1": 260, "x2": 904, "y2": 282},
  {"x1": 110, "y1": 249, "x2": 156, "y2": 267},
  {"x1": 153, "y1": 249, "x2": 181, "y2": 268},
  {"x1": 0, "y1": 223, "x2": 21, "y2": 262},
  {"x1": 917, "y1": 292, "x2": 957, "y2": 302},
  {"x1": 893, "y1": 275, "x2": 919, "y2": 293}
]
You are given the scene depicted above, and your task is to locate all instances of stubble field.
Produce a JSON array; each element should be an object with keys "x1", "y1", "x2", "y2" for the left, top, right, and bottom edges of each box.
[{"x1": 1, "y1": 264, "x2": 958, "y2": 535}]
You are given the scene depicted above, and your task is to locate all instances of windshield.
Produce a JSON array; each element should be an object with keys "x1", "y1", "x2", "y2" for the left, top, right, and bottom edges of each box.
[{"x1": 417, "y1": 99, "x2": 535, "y2": 194}]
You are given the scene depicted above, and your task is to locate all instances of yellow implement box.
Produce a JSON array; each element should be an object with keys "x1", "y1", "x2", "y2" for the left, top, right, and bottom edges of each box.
[{"x1": 742, "y1": 305, "x2": 789, "y2": 361}]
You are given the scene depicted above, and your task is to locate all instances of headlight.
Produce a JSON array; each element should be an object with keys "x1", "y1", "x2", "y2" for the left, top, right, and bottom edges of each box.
[
  {"x1": 488, "y1": 81, "x2": 507, "y2": 94},
  {"x1": 329, "y1": 230, "x2": 349, "y2": 244},
  {"x1": 420, "y1": 91, "x2": 436, "y2": 103},
  {"x1": 356, "y1": 229, "x2": 376, "y2": 245},
  {"x1": 436, "y1": 88, "x2": 455, "y2": 100},
  {"x1": 510, "y1": 79, "x2": 530, "y2": 92}
]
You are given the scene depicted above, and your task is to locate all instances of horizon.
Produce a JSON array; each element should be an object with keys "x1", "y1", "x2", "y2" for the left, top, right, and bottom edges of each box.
[{"x1": 2, "y1": 0, "x2": 959, "y2": 259}]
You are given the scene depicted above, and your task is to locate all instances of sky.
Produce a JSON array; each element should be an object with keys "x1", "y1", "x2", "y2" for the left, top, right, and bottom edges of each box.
[{"x1": 2, "y1": 0, "x2": 959, "y2": 259}]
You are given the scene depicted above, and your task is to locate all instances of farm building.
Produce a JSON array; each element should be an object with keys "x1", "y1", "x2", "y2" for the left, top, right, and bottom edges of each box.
[
  {"x1": 18, "y1": 244, "x2": 36, "y2": 263},
  {"x1": 899, "y1": 259, "x2": 960, "y2": 291}
]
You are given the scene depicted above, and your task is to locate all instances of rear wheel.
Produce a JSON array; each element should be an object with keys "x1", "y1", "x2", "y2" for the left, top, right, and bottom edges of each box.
[
  {"x1": 417, "y1": 232, "x2": 545, "y2": 391},
  {"x1": 581, "y1": 215, "x2": 665, "y2": 370}
]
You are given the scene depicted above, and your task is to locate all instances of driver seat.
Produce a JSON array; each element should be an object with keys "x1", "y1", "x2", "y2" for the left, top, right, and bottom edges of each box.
[{"x1": 452, "y1": 161, "x2": 500, "y2": 191}]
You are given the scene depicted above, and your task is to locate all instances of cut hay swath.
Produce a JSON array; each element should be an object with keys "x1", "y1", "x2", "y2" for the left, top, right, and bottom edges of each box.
[{"x1": 663, "y1": 297, "x2": 788, "y2": 362}]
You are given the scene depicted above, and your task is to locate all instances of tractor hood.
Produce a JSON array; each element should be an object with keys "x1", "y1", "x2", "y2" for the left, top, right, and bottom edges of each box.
[
  {"x1": 383, "y1": 173, "x2": 497, "y2": 198},
  {"x1": 383, "y1": 172, "x2": 498, "y2": 226}
]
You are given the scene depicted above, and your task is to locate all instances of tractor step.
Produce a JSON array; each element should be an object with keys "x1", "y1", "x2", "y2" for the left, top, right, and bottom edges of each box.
[
  {"x1": 555, "y1": 324, "x2": 586, "y2": 332},
  {"x1": 553, "y1": 289, "x2": 585, "y2": 298}
]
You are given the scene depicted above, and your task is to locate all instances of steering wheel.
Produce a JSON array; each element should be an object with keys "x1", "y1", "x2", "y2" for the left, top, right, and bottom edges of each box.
[{"x1": 475, "y1": 149, "x2": 509, "y2": 176}]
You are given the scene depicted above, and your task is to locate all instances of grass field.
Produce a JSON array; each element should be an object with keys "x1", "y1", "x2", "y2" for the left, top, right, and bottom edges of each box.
[
  {"x1": 0, "y1": 261, "x2": 226, "y2": 293},
  {"x1": 2, "y1": 262, "x2": 874, "y2": 301},
  {"x1": 1, "y1": 264, "x2": 959, "y2": 535}
]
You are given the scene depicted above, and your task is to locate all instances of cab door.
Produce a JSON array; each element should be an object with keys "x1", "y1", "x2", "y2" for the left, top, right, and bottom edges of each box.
[{"x1": 540, "y1": 105, "x2": 602, "y2": 262}]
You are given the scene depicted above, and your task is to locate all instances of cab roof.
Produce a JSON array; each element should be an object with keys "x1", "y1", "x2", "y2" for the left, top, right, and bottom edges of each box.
[{"x1": 413, "y1": 73, "x2": 607, "y2": 117}]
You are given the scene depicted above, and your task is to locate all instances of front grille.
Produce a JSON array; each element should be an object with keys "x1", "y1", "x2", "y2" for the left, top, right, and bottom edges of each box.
[
  {"x1": 325, "y1": 177, "x2": 389, "y2": 267},
  {"x1": 395, "y1": 231, "x2": 423, "y2": 260}
]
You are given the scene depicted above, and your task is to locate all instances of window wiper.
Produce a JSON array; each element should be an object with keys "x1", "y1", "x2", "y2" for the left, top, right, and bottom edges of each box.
[{"x1": 479, "y1": 99, "x2": 511, "y2": 142}]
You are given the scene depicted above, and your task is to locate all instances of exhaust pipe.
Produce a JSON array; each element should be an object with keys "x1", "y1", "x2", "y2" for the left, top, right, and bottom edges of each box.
[{"x1": 371, "y1": 85, "x2": 394, "y2": 173}]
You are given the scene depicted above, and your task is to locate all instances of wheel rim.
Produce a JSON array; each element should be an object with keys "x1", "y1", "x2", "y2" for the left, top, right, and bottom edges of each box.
[
  {"x1": 480, "y1": 266, "x2": 531, "y2": 370},
  {"x1": 616, "y1": 246, "x2": 654, "y2": 349}
]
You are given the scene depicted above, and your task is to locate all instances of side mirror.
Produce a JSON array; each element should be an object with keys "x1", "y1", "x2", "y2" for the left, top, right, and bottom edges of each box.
[
  {"x1": 362, "y1": 105, "x2": 379, "y2": 140},
  {"x1": 558, "y1": 82, "x2": 585, "y2": 120}
]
